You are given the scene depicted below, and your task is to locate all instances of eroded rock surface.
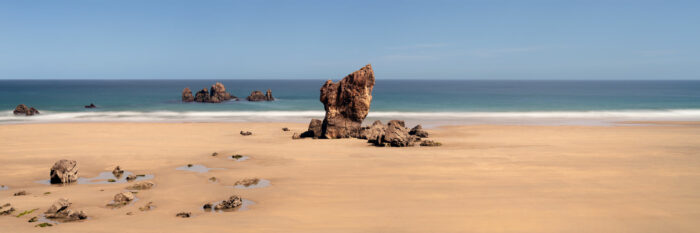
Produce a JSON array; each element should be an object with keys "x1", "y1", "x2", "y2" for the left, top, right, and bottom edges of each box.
[
  {"x1": 50, "y1": 160, "x2": 78, "y2": 184},
  {"x1": 318, "y1": 64, "x2": 375, "y2": 138},
  {"x1": 214, "y1": 195, "x2": 243, "y2": 210},
  {"x1": 182, "y1": 88, "x2": 194, "y2": 102}
]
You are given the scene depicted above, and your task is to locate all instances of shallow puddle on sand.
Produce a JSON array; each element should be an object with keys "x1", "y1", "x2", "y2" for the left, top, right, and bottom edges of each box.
[
  {"x1": 233, "y1": 179, "x2": 270, "y2": 189},
  {"x1": 175, "y1": 164, "x2": 223, "y2": 173},
  {"x1": 36, "y1": 171, "x2": 154, "y2": 185},
  {"x1": 201, "y1": 199, "x2": 255, "y2": 213},
  {"x1": 228, "y1": 155, "x2": 250, "y2": 162},
  {"x1": 0, "y1": 185, "x2": 8, "y2": 191}
]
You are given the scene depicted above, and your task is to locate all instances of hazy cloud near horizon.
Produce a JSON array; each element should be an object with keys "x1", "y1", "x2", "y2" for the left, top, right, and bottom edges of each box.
[{"x1": 0, "y1": 0, "x2": 698, "y2": 80}]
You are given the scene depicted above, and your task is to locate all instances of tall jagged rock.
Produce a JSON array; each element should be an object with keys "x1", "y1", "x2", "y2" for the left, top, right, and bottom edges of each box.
[
  {"x1": 209, "y1": 82, "x2": 234, "y2": 103},
  {"x1": 319, "y1": 64, "x2": 375, "y2": 138},
  {"x1": 182, "y1": 88, "x2": 194, "y2": 102}
]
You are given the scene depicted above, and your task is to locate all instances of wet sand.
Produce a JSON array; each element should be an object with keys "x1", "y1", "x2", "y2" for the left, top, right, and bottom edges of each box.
[{"x1": 1, "y1": 122, "x2": 700, "y2": 233}]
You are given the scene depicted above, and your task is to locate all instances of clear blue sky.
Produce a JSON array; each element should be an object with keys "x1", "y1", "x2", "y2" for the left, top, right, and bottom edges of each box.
[{"x1": 1, "y1": 0, "x2": 698, "y2": 79}]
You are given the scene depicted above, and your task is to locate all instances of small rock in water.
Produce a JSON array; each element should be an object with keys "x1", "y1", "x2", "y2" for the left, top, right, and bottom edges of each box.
[
  {"x1": 126, "y1": 174, "x2": 137, "y2": 182},
  {"x1": 127, "y1": 181, "x2": 154, "y2": 190},
  {"x1": 214, "y1": 195, "x2": 243, "y2": 210},
  {"x1": 176, "y1": 212, "x2": 191, "y2": 218},
  {"x1": 13, "y1": 104, "x2": 40, "y2": 116},
  {"x1": 13, "y1": 190, "x2": 27, "y2": 196},
  {"x1": 84, "y1": 103, "x2": 97, "y2": 109},
  {"x1": 231, "y1": 154, "x2": 244, "y2": 160},
  {"x1": 112, "y1": 166, "x2": 124, "y2": 178},
  {"x1": 28, "y1": 216, "x2": 38, "y2": 222},
  {"x1": 240, "y1": 131, "x2": 253, "y2": 136},
  {"x1": 234, "y1": 178, "x2": 260, "y2": 187}
]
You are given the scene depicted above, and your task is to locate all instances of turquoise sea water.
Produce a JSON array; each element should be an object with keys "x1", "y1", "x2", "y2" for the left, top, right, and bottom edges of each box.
[{"x1": 2, "y1": 80, "x2": 700, "y2": 125}]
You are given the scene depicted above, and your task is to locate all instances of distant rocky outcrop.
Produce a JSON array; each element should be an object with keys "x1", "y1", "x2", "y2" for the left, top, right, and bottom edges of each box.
[
  {"x1": 182, "y1": 88, "x2": 194, "y2": 102},
  {"x1": 13, "y1": 104, "x2": 39, "y2": 116},
  {"x1": 45, "y1": 199, "x2": 87, "y2": 222},
  {"x1": 50, "y1": 160, "x2": 78, "y2": 184},
  {"x1": 318, "y1": 64, "x2": 375, "y2": 138},
  {"x1": 183, "y1": 82, "x2": 237, "y2": 103},
  {"x1": 84, "y1": 103, "x2": 96, "y2": 109},
  {"x1": 246, "y1": 89, "x2": 274, "y2": 101}
]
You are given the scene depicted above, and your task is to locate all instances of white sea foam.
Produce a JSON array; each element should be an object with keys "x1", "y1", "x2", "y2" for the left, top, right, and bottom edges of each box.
[{"x1": 2, "y1": 109, "x2": 700, "y2": 125}]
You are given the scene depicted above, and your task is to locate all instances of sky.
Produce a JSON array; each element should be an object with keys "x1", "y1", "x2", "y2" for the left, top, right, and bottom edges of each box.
[{"x1": 0, "y1": 0, "x2": 699, "y2": 80}]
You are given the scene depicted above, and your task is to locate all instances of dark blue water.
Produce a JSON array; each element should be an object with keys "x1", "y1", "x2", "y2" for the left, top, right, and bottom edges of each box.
[{"x1": 1, "y1": 80, "x2": 700, "y2": 124}]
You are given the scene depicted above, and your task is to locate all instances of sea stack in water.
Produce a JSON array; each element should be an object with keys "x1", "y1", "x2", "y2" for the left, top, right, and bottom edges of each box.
[
  {"x1": 183, "y1": 82, "x2": 237, "y2": 103},
  {"x1": 50, "y1": 160, "x2": 79, "y2": 184},
  {"x1": 13, "y1": 104, "x2": 39, "y2": 116},
  {"x1": 182, "y1": 88, "x2": 194, "y2": 102},
  {"x1": 317, "y1": 64, "x2": 375, "y2": 138},
  {"x1": 246, "y1": 89, "x2": 274, "y2": 101}
]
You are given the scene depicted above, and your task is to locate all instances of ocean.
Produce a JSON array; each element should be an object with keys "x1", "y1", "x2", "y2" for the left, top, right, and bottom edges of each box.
[{"x1": 2, "y1": 80, "x2": 700, "y2": 125}]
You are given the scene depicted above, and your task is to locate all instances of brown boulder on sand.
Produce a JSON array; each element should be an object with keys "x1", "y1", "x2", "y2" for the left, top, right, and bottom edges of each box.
[
  {"x1": 45, "y1": 198, "x2": 87, "y2": 221},
  {"x1": 182, "y1": 88, "x2": 194, "y2": 102},
  {"x1": 50, "y1": 160, "x2": 78, "y2": 184},
  {"x1": 299, "y1": 119, "x2": 323, "y2": 138},
  {"x1": 246, "y1": 89, "x2": 275, "y2": 101},
  {"x1": 409, "y1": 124, "x2": 429, "y2": 138},
  {"x1": 13, "y1": 104, "x2": 40, "y2": 116},
  {"x1": 318, "y1": 64, "x2": 375, "y2": 138}
]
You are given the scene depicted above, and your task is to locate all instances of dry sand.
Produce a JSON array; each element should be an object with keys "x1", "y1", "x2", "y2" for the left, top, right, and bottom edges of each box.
[{"x1": 1, "y1": 122, "x2": 699, "y2": 233}]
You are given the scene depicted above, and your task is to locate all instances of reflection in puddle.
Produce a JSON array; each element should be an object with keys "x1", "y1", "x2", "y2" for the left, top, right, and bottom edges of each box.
[
  {"x1": 233, "y1": 179, "x2": 270, "y2": 189},
  {"x1": 175, "y1": 164, "x2": 223, "y2": 173},
  {"x1": 228, "y1": 155, "x2": 250, "y2": 162},
  {"x1": 201, "y1": 199, "x2": 255, "y2": 213},
  {"x1": 0, "y1": 185, "x2": 8, "y2": 191},
  {"x1": 37, "y1": 214, "x2": 61, "y2": 225},
  {"x1": 36, "y1": 171, "x2": 154, "y2": 185}
]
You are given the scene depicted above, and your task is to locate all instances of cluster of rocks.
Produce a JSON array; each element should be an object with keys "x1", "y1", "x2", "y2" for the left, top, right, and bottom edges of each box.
[
  {"x1": 45, "y1": 198, "x2": 87, "y2": 222},
  {"x1": 294, "y1": 64, "x2": 442, "y2": 147},
  {"x1": 13, "y1": 104, "x2": 39, "y2": 116},
  {"x1": 246, "y1": 89, "x2": 274, "y2": 101},
  {"x1": 0, "y1": 203, "x2": 15, "y2": 215},
  {"x1": 181, "y1": 82, "x2": 276, "y2": 103},
  {"x1": 360, "y1": 120, "x2": 436, "y2": 147},
  {"x1": 182, "y1": 82, "x2": 237, "y2": 103}
]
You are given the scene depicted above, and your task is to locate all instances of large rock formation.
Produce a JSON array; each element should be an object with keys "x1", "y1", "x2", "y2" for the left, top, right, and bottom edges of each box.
[
  {"x1": 246, "y1": 89, "x2": 274, "y2": 101},
  {"x1": 182, "y1": 88, "x2": 194, "y2": 102},
  {"x1": 318, "y1": 64, "x2": 375, "y2": 138},
  {"x1": 185, "y1": 83, "x2": 237, "y2": 103},
  {"x1": 50, "y1": 160, "x2": 78, "y2": 184},
  {"x1": 13, "y1": 104, "x2": 39, "y2": 116}
]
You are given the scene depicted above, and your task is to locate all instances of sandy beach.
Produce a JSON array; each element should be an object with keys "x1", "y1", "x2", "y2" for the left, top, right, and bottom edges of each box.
[{"x1": 0, "y1": 122, "x2": 699, "y2": 233}]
